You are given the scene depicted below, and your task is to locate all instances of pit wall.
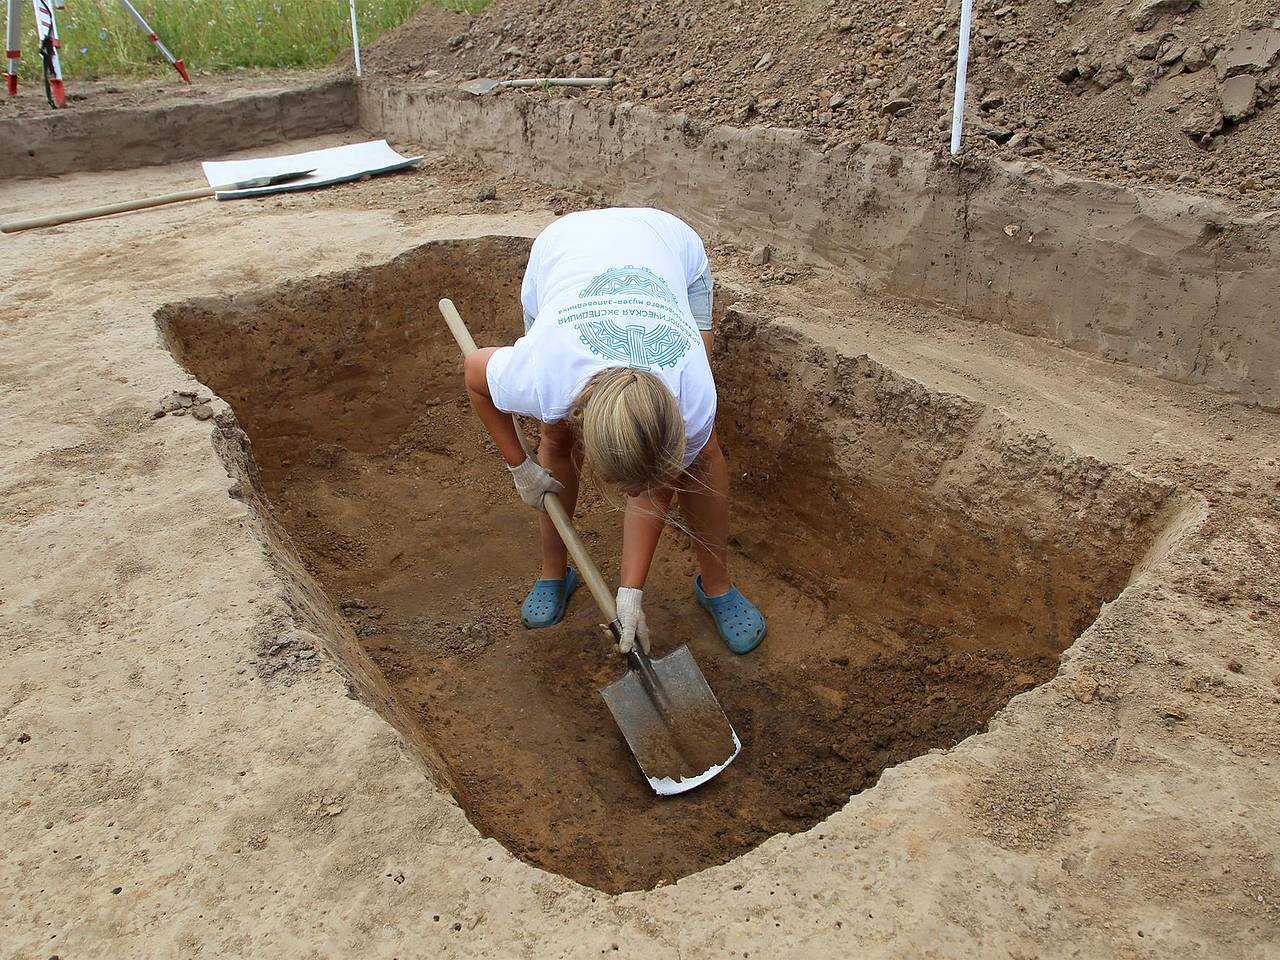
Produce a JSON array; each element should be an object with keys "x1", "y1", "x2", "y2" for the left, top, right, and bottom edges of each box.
[
  {"x1": 1, "y1": 77, "x2": 355, "y2": 178},
  {"x1": 154, "y1": 237, "x2": 534, "y2": 795},
  {"x1": 204, "y1": 406, "x2": 464, "y2": 799},
  {"x1": 713, "y1": 309, "x2": 1179, "y2": 660},
  {"x1": 359, "y1": 83, "x2": 1280, "y2": 410}
]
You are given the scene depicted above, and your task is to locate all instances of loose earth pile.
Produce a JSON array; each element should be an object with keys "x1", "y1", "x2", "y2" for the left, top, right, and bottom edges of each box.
[{"x1": 367, "y1": 0, "x2": 1280, "y2": 208}]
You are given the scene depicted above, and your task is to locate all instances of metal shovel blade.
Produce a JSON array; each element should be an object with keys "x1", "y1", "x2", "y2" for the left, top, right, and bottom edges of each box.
[
  {"x1": 458, "y1": 77, "x2": 501, "y2": 95},
  {"x1": 227, "y1": 168, "x2": 317, "y2": 190},
  {"x1": 600, "y1": 644, "x2": 740, "y2": 796}
]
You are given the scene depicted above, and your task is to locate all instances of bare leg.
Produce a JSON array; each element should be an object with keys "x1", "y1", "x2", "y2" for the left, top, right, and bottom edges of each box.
[
  {"x1": 679, "y1": 328, "x2": 732, "y2": 595},
  {"x1": 678, "y1": 428, "x2": 732, "y2": 596},
  {"x1": 537, "y1": 420, "x2": 580, "y2": 579}
]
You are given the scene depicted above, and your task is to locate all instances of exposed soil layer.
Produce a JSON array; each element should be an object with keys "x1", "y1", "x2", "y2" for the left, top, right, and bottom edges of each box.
[
  {"x1": 157, "y1": 236, "x2": 1176, "y2": 892},
  {"x1": 366, "y1": 0, "x2": 1280, "y2": 209},
  {"x1": 0, "y1": 72, "x2": 356, "y2": 178},
  {"x1": 0, "y1": 68, "x2": 337, "y2": 119}
]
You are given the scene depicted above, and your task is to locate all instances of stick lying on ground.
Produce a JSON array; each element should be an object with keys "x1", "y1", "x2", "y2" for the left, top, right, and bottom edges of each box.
[
  {"x1": 458, "y1": 76, "x2": 613, "y2": 96},
  {"x1": 437, "y1": 297, "x2": 741, "y2": 796},
  {"x1": 1, "y1": 170, "x2": 315, "y2": 234}
]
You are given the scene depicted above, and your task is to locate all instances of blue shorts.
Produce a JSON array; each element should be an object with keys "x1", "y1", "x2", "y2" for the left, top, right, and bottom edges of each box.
[{"x1": 524, "y1": 266, "x2": 714, "y2": 334}]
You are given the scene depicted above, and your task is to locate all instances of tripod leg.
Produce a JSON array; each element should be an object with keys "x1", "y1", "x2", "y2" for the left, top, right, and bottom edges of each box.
[
  {"x1": 5, "y1": 0, "x2": 19, "y2": 96},
  {"x1": 32, "y1": 0, "x2": 63, "y2": 107},
  {"x1": 116, "y1": 0, "x2": 189, "y2": 82}
]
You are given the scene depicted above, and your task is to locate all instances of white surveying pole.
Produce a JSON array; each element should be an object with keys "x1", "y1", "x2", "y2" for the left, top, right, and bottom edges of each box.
[
  {"x1": 349, "y1": 0, "x2": 361, "y2": 77},
  {"x1": 949, "y1": 0, "x2": 974, "y2": 155}
]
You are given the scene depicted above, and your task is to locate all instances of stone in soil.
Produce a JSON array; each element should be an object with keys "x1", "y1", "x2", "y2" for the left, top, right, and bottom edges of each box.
[
  {"x1": 1219, "y1": 76, "x2": 1257, "y2": 123},
  {"x1": 1216, "y1": 29, "x2": 1280, "y2": 79}
]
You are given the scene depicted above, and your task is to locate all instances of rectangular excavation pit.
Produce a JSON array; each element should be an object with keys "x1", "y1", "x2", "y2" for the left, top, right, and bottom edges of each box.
[{"x1": 156, "y1": 235, "x2": 1181, "y2": 894}]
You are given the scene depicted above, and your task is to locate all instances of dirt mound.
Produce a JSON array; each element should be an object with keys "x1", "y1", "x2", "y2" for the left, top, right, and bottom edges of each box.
[
  {"x1": 156, "y1": 236, "x2": 1176, "y2": 893},
  {"x1": 366, "y1": 0, "x2": 1280, "y2": 208},
  {"x1": 362, "y1": 2, "x2": 470, "y2": 76}
]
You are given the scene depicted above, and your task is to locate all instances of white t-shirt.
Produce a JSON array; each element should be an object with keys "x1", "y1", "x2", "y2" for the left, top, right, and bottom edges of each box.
[{"x1": 486, "y1": 208, "x2": 716, "y2": 469}]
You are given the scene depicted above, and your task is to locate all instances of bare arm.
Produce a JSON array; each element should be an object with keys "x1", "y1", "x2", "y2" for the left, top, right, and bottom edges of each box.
[
  {"x1": 463, "y1": 347, "x2": 527, "y2": 467},
  {"x1": 620, "y1": 485, "x2": 676, "y2": 589},
  {"x1": 617, "y1": 329, "x2": 713, "y2": 590}
]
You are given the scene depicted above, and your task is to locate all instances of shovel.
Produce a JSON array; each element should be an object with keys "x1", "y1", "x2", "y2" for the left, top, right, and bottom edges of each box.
[
  {"x1": 438, "y1": 298, "x2": 740, "y2": 795},
  {"x1": 1, "y1": 169, "x2": 316, "y2": 234},
  {"x1": 458, "y1": 76, "x2": 613, "y2": 96}
]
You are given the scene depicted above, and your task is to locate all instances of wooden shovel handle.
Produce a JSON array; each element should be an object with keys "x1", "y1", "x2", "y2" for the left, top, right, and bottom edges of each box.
[
  {"x1": 438, "y1": 298, "x2": 620, "y2": 624},
  {"x1": 498, "y1": 77, "x2": 613, "y2": 89},
  {"x1": 1, "y1": 185, "x2": 215, "y2": 234}
]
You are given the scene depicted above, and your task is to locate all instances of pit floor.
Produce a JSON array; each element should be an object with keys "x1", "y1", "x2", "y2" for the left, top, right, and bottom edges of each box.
[{"x1": 2, "y1": 131, "x2": 1278, "y2": 958}]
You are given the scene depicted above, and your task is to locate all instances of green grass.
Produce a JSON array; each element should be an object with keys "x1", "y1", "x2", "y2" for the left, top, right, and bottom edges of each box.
[{"x1": 12, "y1": 0, "x2": 478, "y2": 81}]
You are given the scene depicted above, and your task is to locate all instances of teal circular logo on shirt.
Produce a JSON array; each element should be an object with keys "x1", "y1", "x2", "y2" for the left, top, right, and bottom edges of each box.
[
  {"x1": 577, "y1": 319, "x2": 691, "y2": 369},
  {"x1": 578, "y1": 265, "x2": 680, "y2": 310},
  {"x1": 554, "y1": 266, "x2": 695, "y2": 370}
]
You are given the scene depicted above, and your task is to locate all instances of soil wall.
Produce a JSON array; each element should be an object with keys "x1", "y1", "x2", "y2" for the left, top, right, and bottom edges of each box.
[
  {"x1": 1, "y1": 77, "x2": 355, "y2": 178},
  {"x1": 359, "y1": 83, "x2": 1280, "y2": 410},
  {"x1": 154, "y1": 235, "x2": 1183, "y2": 892}
]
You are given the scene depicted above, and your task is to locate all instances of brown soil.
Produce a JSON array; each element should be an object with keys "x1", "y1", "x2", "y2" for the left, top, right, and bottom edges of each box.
[
  {"x1": 365, "y1": 0, "x2": 1280, "y2": 209},
  {"x1": 156, "y1": 234, "x2": 1175, "y2": 893}
]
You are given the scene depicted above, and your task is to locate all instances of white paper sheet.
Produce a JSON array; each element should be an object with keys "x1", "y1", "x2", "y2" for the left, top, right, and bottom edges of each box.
[{"x1": 201, "y1": 140, "x2": 422, "y2": 199}]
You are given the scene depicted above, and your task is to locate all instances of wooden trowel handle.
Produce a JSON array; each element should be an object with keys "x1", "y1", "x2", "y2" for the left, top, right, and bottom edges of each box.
[{"x1": 438, "y1": 298, "x2": 620, "y2": 624}]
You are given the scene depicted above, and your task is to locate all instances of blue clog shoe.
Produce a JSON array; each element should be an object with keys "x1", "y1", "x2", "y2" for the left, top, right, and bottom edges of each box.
[
  {"x1": 695, "y1": 576, "x2": 766, "y2": 654},
  {"x1": 520, "y1": 567, "x2": 579, "y2": 629}
]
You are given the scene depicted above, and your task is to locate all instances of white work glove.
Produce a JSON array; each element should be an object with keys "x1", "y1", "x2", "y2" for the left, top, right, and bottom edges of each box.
[
  {"x1": 508, "y1": 456, "x2": 563, "y2": 510},
  {"x1": 615, "y1": 587, "x2": 650, "y2": 655}
]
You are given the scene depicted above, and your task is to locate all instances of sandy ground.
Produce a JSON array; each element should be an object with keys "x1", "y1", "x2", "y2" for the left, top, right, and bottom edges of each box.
[{"x1": 2, "y1": 131, "x2": 1279, "y2": 958}]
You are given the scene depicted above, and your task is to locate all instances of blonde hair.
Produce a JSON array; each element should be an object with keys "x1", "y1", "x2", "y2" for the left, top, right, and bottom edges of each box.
[{"x1": 570, "y1": 367, "x2": 685, "y2": 492}]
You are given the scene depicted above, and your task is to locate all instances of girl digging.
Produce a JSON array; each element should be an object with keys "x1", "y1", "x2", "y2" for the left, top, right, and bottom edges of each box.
[{"x1": 463, "y1": 207, "x2": 765, "y2": 656}]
